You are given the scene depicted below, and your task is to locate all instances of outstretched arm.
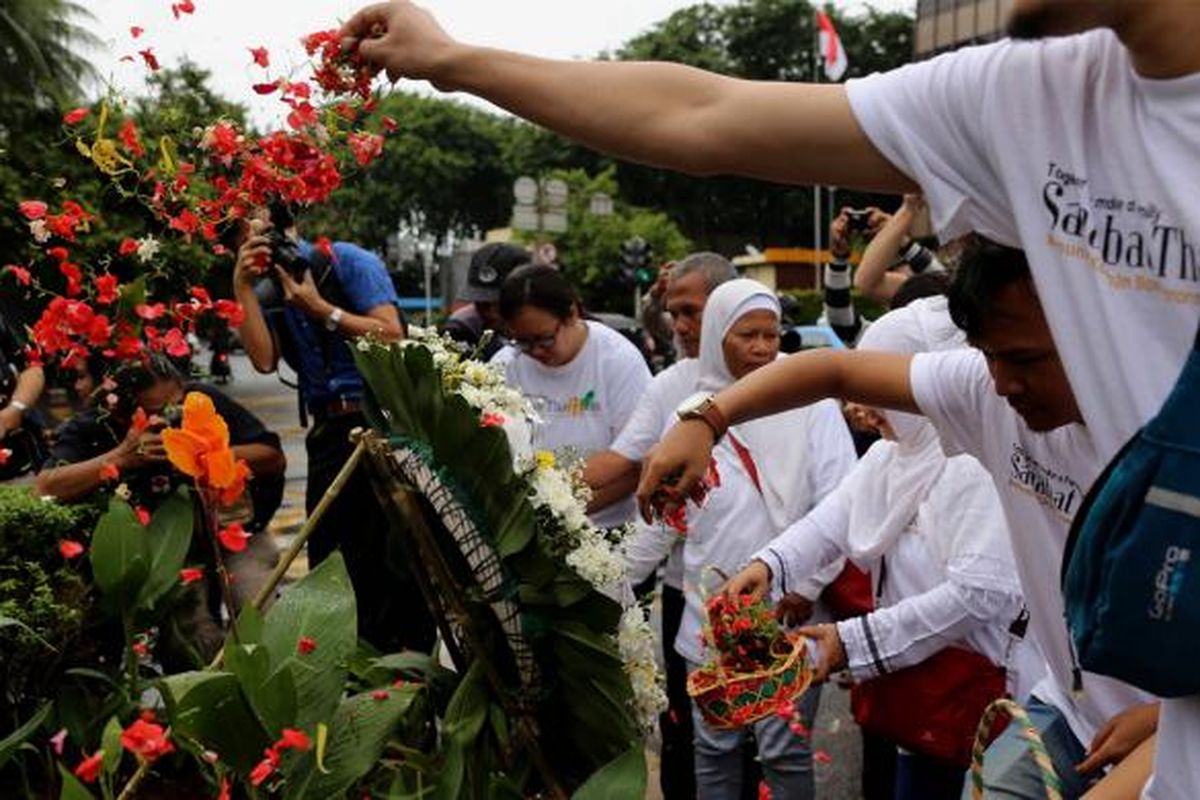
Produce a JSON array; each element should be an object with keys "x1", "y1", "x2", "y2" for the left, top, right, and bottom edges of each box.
[
  {"x1": 635, "y1": 349, "x2": 917, "y2": 520},
  {"x1": 342, "y1": 2, "x2": 916, "y2": 192}
]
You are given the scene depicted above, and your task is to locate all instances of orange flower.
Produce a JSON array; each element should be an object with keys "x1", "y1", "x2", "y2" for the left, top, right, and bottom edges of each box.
[{"x1": 162, "y1": 391, "x2": 249, "y2": 503}]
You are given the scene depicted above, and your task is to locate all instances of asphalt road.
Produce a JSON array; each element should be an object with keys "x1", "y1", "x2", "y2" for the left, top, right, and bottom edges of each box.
[{"x1": 218, "y1": 351, "x2": 866, "y2": 799}]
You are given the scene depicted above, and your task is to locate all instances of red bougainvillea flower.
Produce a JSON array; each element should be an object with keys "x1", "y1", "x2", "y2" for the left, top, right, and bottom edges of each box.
[
  {"x1": 159, "y1": 327, "x2": 191, "y2": 358},
  {"x1": 120, "y1": 718, "x2": 174, "y2": 762},
  {"x1": 139, "y1": 48, "x2": 160, "y2": 71},
  {"x1": 276, "y1": 728, "x2": 311, "y2": 752},
  {"x1": 135, "y1": 302, "x2": 167, "y2": 321},
  {"x1": 94, "y1": 274, "x2": 119, "y2": 305},
  {"x1": 18, "y1": 200, "x2": 47, "y2": 220},
  {"x1": 217, "y1": 522, "x2": 250, "y2": 553},
  {"x1": 347, "y1": 132, "x2": 384, "y2": 167},
  {"x1": 249, "y1": 46, "x2": 270, "y2": 68},
  {"x1": 73, "y1": 751, "x2": 104, "y2": 783},
  {"x1": 58, "y1": 540, "x2": 85, "y2": 559},
  {"x1": 98, "y1": 462, "x2": 120, "y2": 482},
  {"x1": 62, "y1": 107, "x2": 90, "y2": 125},
  {"x1": 2, "y1": 265, "x2": 30, "y2": 286},
  {"x1": 162, "y1": 392, "x2": 249, "y2": 500},
  {"x1": 118, "y1": 119, "x2": 145, "y2": 158},
  {"x1": 297, "y1": 636, "x2": 317, "y2": 655},
  {"x1": 179, "y1": 567, "x2": 204, "y2": 585}
]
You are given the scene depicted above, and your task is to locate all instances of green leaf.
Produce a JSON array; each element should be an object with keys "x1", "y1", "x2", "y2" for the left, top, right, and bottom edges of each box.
[
  {"x1": 57, "y1": 763, "x2": 95, "y2": 800},
  {"x1": 0, "y1": 701, "x2": 51, "y2": 770},
  {"x1": 100, "y1": 716, "x2": 123, "y2": 776},
  {"x1": 571, "y1": 746, "x2": 646, "y2": 800},
  {"x1": 236, "y1": 603, "x2": 264, "y2": 645},
  {"x1": 260, "y1": 553, "x2": 357, "y2": 731},
  {"x1": 0, "y1": 614, "x2": 56, "y2": 652},
  {"x1": 133, "y1": 487, "x2": 194, "y2": 612},
  {"x1": 441, "y1": 660, "x2": 487, "y2": 745},
  {"x1": 89, "y1": 499, "x2": 150, "y2": 613},
  {"x1": 161, "y1": 671, "x2": 270, "y2": 774},
  {"x1": 225, "y1": 643, "x2": 297, "y2": 736},
  {"x1": 284, "y1": 685, "x2": 423, "y2": 799}
]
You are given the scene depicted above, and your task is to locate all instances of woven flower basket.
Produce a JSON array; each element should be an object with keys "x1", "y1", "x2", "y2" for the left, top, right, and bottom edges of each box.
[
  {"x1": 687, "y1": 633, "x2": 813, "y2": 730},
  {"x1": 970, "y1": 698, "x2": 1064, "y2": 800}
]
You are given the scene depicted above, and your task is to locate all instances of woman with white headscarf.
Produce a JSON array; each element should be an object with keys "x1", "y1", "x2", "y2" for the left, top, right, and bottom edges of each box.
[
  {"x1": 626, "y1": 278, "x2": 856, "y2": 800},
  {"x1": 726, "y1": 296, "x2": 1033, "y2": 800}
]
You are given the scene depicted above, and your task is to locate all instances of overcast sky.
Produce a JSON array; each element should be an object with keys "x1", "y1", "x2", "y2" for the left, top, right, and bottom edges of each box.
[{"x1": 83, "y1": 0, "x2": 912, "y2": 125}]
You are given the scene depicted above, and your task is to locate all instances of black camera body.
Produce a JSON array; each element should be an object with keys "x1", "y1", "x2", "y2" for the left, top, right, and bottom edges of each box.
[
  {"x1": 268, "y1": 203, "x2": 310, "y2": 280},
  {"x1": 846, "y1": 208, "x2": 871, "y2": 232}
]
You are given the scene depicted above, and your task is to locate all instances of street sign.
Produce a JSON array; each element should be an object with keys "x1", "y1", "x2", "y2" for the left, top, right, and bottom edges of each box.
[
  {"x1": 542, "y1": 178, "x2": 569, "y2": 208},
  {"x1": 513, "y1": 176, "x2": 538, "y2": 205},
  {"x1": 512, "y1": 205, "x2": 539, "y2": 231}
]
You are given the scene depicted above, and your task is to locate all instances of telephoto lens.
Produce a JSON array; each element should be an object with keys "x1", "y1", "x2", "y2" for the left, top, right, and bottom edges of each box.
[{"x1": 902, "y1": 241, "x2": 936, "y2": 273}]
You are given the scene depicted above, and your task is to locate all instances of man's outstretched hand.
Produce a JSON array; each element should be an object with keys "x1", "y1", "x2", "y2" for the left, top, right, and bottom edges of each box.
[
  {"x1": 636, "y1": 419, "x2": 716, "y2": 523},
  {"x1": 340, "y1": 2, "x2": 460, "y2": 87}
]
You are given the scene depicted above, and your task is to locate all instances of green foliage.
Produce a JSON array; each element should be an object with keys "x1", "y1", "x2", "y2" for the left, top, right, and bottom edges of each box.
[
  {"x1": 0, "y1": 487, "x2": 94, "y2": 714},
  {"x1": 162, "y1": 670, "x2": 271, "y2": 774},
  {"x1": 0, "y1": 0, "x2": 98, "y2": 105},
  {"x1": 571, "y1": 746, "x2": 647, "y2": 800},
  {"x1": 89, "y1": 488, "x2": 193, "y2": 617}
]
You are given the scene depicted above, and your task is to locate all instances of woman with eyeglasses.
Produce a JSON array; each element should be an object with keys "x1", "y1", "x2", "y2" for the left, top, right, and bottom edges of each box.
[{"x1": 495, "y1": 264, "x2": 652, "y2": 527}]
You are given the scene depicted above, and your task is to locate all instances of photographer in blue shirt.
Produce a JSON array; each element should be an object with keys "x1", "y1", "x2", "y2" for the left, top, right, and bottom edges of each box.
[{"x1": 229, "y1": 205, "x2": 435, "y2": 653}]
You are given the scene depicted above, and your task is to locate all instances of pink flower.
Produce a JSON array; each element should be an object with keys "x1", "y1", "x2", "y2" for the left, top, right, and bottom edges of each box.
[
  {"x1": 135, "y1": 507, "x2": 151, "y2": 526},
  {"x1": 49, "y1": 728, "x2": 68, "y2": 756},
  {"x1": 18, "y1": 200, "x2": 47, "y2": 220}
]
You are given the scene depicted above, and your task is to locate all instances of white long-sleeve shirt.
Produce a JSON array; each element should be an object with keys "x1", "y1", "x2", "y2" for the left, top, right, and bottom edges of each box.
[{"x1": 755, "y1": 452, "x2": 1041, "y2": 697}]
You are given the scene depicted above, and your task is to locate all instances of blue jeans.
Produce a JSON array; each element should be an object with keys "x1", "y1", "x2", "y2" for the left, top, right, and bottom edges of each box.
[
  {"x1": 690, "y1": 669, "x2": 821, "y2": 800},
  {"x1": 963, "y1": 696, "x2": 1095, "y2": 800}
]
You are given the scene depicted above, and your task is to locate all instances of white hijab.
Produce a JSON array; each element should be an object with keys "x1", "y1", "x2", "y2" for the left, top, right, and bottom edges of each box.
[
  {"x1": 842, "y1": 297, "x2": 1018, "y2": 593},
  {"x1": 697, "y1": 279, "x2": 817, "y2": 531}
]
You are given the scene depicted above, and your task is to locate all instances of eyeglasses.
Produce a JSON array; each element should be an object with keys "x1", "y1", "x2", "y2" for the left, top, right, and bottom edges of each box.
[{"x1": 510, "y1": 321, "x2": 563, "y2": 353}]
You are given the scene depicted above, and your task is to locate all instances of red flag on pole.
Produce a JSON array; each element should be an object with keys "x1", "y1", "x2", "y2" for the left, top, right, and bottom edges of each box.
[{"x1": 815, "y1": 9, "x2": 848, "y2": 82}]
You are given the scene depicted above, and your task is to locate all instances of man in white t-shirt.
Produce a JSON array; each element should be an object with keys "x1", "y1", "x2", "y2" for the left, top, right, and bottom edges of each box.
[{"x1": 342, "y1": 2, "x2": 1200, "y2": 795}]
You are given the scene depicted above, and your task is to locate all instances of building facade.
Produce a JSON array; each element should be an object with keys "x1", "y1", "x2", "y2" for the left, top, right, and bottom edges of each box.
[{"x1": 915, "y1": 0, "x2": 1013, "y2": 57}]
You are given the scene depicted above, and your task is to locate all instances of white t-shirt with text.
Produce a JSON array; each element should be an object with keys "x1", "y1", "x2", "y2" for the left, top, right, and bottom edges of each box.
[
  {"x1": 849, "y1": 32, "x2": 1200, "y2": 795},
  {"x1": 497, "y1": 320, "x2": 651, "y2": 528},
  {"x1": 911, "y1": 350, "x2": 1155, "y2": 745}
]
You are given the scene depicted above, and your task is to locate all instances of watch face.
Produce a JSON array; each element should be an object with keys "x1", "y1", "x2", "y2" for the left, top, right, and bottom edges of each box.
[{"x1": 677, "y1": 391, "x2": 711, "y2": 417}]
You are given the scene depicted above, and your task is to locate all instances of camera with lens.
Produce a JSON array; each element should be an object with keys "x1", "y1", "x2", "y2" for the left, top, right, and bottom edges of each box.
[
  {"x1": 267, "y1": 203, "x2": 310, "y2": 280},
  {"x1": 846, "y1": 208, "x2": 872, "y2": 233}
]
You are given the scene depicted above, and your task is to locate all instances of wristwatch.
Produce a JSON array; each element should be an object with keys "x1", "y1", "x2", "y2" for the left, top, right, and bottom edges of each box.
[
  {"x1": 324, "y1": 306, "x2": 345, "y2": 332},
  {"x1": 676, "y1": 392, "x2": 728, "y2": 443}
]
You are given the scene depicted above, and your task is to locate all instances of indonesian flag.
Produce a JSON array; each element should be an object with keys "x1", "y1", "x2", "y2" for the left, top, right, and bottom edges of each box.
[{"x1": 816, "y1": 9, "x2": 848, "y2": 82}]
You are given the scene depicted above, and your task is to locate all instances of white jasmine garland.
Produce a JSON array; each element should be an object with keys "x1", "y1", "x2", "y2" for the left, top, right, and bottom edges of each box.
[{"x1": 617, "y1": 605, "x2": 669, "y2": 735}]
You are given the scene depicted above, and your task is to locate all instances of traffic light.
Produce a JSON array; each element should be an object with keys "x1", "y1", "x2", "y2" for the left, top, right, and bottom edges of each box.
[{"x1": 620, "y1": 237, "x2": 655, "y2": 287}]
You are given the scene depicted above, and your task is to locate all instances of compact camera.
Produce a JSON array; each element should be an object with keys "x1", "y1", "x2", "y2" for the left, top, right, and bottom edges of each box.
[{"x1": 846, "y1": 208, "x2": 872, "y2": 233}]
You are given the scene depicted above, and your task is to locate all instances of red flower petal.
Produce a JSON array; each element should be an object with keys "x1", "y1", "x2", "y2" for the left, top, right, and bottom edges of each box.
[
  {"x1": 59, "y1": 540, "x2": 85, "y2": 559},
  {"x1": 18, "y1": 200, "x2": 47, "y2": 220},
  {"x1": 217, "y1": 523, "x2": 249, "y2": 553},
  {"x1": 130, "y1": 26, "x2": 144, "y2": 38},
  {"x1": 99, "y1": 462, "x2": 120, "y2": 482},
  {"x1": 62, "y1": 107, "x2": 90, "y2": 125},
  {"x1": 249, "y1": 46, "x2": 270, "y2": 68},
  {"x1": 297, "y1": 636, "x2": 317, "y2": 655},
  {"x1": 179, "y1": 567, "x2": 204, "y2": 585},
  {"x1": 135, "y1": 507, "x2": 151, "y2": 526},
  {"x1": 275, "y1": 728, "x2": 310, "y2": 752},
  {"x1": 73, "y1": 751, "x2": 104, "y2": 783}
]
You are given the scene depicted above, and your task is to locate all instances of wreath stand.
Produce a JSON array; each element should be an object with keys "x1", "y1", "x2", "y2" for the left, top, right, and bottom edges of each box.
[{"x1": 357, "y1": 429, "x2": 568, "y2": 800}]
